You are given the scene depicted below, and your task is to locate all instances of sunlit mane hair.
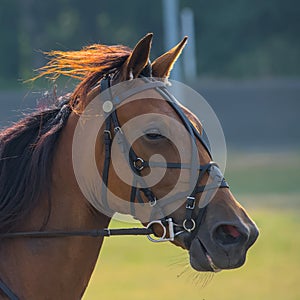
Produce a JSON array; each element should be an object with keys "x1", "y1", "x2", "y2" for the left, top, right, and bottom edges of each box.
[
  {"x1": 0, "y1": 44, "x2": 132, "y2": 233},
  {"x1": 32, "y1": 44, "x2": 132, "y2": 111}
]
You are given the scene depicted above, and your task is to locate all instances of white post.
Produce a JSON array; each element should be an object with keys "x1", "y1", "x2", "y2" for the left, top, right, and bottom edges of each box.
[
  {"x1": 181, "y1": 7, "x2": 197, "y2": 81},
  {"x1": 162, "y1": 0, "x2": 181, "y2": 81}
]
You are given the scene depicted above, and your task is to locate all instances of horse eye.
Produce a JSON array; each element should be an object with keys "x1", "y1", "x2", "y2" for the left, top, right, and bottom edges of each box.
[{"x1": 144, "y1": 128, "x2": 164, "y2": 140}]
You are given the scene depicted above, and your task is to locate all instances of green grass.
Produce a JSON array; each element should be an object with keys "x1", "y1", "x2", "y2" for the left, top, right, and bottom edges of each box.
[
  {"x1": 225, "y1": 151, "x2": 300, "y2": 195},
  {"x1": 83, "y1": 210, "x2": 299, "y2": 300},
  {"x1": 83, "y1": 152, "x2": 300, "y2": 299}
]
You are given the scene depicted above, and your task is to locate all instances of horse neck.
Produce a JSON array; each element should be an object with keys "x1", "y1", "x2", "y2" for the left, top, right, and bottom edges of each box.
[{"x1": 0, "y1": 111, "x2": 111, "y2": 299}]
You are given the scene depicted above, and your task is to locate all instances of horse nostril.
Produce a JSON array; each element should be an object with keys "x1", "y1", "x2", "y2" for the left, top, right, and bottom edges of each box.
[{"x1": 213, "y1": 224, "x2": 248, "y2": 246}]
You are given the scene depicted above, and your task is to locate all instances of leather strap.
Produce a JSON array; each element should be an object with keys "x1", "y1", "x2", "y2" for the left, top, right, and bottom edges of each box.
[{"x1": 0, "y1": 278, "x2": 19, "y2": 300}]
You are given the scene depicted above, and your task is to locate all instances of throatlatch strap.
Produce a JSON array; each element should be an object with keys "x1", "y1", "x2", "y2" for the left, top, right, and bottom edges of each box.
[
  {"x1": 100, "y1": 76, "x2": 115, "y2": 213},
  {"x1": 101, "y1": 116, "x2": 113, "y2": 212},
  {"x1": 0, "y1": 278, "x2": 19, "y2": 300},
  {"x1": 130, "y1": 177, "x2": 137, "y2": 216}
]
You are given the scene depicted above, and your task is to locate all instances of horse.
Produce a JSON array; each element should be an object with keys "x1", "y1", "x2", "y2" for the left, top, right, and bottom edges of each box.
[{"x1": 0, "y1": 33, "x2": 259, "y2": 299}]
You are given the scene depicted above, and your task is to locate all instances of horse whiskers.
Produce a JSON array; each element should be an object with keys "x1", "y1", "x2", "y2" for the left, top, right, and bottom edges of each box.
[
  {"x1": 168, "y1": 252, "x2": 189, "y2": 267},
  {"x1": 168, "y1": 260, "x2": 187, "y2": 267},
  {"x1": 175, "y1": 265, "x2": 215, "y2": 288},
  {"x1": 168, "y1": 253, "x2": 215, "y2": 288},
  {"x1": 169, "y1": 252, "x2": 188, "y2": 259},
  {"x1": 177, "y1": 265, "x2": 190, "y2": 278},
  {"x1": 193, "y1": 272, "x2": 215, "y2": 288}
]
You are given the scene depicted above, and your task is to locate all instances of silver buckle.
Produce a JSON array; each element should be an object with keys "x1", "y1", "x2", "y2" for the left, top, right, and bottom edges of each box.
[
  {"x1": 103, "y1": 130, "x2": 112, "y2": 139},
  {"x1": 114, "y1": 126, "x2": 123, "y2": 134},
  {"x1": 146, "y1": 218, "x2": 175, "y2": 242},
  {"x1": 186, "y1": 196, "x2": 195, "y2": 209}
]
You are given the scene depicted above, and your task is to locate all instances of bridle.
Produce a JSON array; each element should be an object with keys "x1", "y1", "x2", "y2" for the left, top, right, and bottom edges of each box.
[
  {"x1": 99, "y1": 73, "x2": 229, "y2": 240},
  {"x1": 0, "y1": 70, "x2": 228, "y2": 300}
]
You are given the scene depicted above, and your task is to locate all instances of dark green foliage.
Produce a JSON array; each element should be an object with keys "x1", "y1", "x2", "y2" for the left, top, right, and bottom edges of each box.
[{"x1": 0, "y1": 0, "x2": 299, "y2": 85}]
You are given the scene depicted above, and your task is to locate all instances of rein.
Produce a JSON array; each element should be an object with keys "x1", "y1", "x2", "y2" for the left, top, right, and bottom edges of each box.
[{"x1": 0, "y1": 227, "x2": 153, "y2": 239}]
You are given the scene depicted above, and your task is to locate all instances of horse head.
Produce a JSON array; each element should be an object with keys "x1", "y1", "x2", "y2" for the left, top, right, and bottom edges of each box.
[{"x1": 72, "y1": 33, "x2": 259, "y2": 272}]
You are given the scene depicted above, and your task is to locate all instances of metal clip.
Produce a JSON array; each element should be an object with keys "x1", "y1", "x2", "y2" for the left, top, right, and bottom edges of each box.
[
  {"x1": 149, "y1": 196, "x2": 157, "y2": 207},
  {"x1": 133, "y1": 157, "x2": 145, "y2": 171},
  {"x1": 146, "y1": 218, "x2": 175, "y2": 242},
  {"x1": 103, "y1": 130, "x2": 112, "y2": 140},
  {"x1": 114, "y1": 126, "x2": 125, "y2": 153},
  {"x1": 186, "y1": 196, "x2": 195, "y2": 209},
  {"x1": 183, "y1": 218, "x2": 196, "y2": 232},
  {"x1": 114, "y1": 126, "x2": 123, "y2": 134}
]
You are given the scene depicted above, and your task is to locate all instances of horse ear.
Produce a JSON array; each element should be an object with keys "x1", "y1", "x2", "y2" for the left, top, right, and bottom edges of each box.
[
  {"x1": 151, "y1": 37, "x2": 188, "y2": 78},
  {"x1": 120, "y1": 33, "x2": 153, "y2": 80}
]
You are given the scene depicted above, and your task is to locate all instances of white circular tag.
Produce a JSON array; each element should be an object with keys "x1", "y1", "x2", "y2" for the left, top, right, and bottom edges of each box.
[{"x1": 102, "y1": 100, "x2": 113, "y2": 113}]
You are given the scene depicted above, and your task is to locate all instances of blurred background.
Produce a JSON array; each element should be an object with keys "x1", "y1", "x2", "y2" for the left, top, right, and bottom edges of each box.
[{"x1": 0, "y1": 0, "x2": 299, "y2": 299}]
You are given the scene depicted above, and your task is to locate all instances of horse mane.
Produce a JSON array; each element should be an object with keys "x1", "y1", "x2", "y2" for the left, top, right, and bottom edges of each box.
[
  {"x1": 32, "y1": 44, "x2": 131, "y2": 112},
  {"x1": 0, "y1": 44, "x2": 131, "y2": 233}
]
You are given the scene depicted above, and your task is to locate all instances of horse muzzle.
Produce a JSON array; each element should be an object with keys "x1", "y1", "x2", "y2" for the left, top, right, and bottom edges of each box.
[{"x1": 188, "y1": 219, "x2": 259, "y2": 272}]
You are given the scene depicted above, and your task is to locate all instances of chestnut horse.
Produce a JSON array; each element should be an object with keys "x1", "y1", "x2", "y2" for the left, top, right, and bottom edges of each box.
[{"x1": 0, "y1": 34, "x2": 258, "y2": 299}]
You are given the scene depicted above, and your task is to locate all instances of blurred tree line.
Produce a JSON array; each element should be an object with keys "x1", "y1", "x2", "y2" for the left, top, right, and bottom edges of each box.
[{"x1": 0, "y1": 0, "x2": 299, "y2": 86}]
